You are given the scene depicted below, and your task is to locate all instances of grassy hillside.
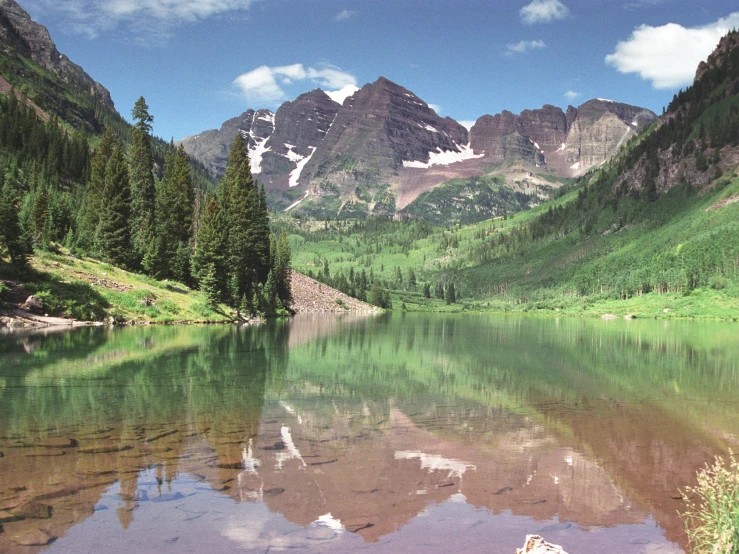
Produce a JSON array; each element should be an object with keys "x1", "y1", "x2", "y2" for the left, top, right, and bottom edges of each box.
[{"x1": 1, "y1": 249, "x2": 232, "y2": 323}]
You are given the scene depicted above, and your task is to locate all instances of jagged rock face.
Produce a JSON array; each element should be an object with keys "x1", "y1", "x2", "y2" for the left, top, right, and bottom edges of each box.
[
  {"x1": 301, "y1": 77, "x2": 470, "y2": 186},
  {"x1": 179, "y1": 108, "x2": 274, "y2": 177},
  {"x1": 183, "y1": 76, "x2": 656, "y2": 214},
  {"x1": 470, "y1": 100, "x2": 656, "y2": 176},
  {"x1": 563, "y1": 99, "x2": 656, "y2": 174},
  {"x1": 0, "y1": 0, "x2": 114, "y2": 108},
  {"x1": 257, "y1": 89, "x2": 340, "y2": 187},
  {"x1": 180, "y1": 90, "x2": 340, "y2": 185}
]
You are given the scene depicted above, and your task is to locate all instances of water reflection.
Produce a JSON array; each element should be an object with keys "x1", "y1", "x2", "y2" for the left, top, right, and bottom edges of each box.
[{"x1": 0, "y1": 314, "x2": 737, "y2": 552}]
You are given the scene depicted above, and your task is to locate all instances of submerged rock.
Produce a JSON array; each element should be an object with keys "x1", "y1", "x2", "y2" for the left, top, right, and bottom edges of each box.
[
  {"x1": 9, "y1": 528, "x2": 56, "y2": 546},
  {"x1": 11, "y1": 501, "x2": 52, "y2": 519},
  {"x1": 516, "y1": 535, "x2": 569, "y2": 554}
]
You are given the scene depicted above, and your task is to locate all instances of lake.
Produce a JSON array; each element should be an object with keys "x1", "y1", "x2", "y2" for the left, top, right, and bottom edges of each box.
[{"x1": 1, "y1": 314, "x2": 737, "y2": 553}]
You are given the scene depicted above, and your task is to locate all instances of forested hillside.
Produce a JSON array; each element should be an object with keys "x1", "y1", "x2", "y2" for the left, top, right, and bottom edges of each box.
[{"x1": 0, "y1": 0, "x2": 294, "y2": 321}]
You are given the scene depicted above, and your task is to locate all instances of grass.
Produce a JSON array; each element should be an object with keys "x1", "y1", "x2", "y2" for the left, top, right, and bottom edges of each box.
[
  {"x1": 4, "y1": 248, "x2": 234, "y2": 324},
  {"x1": 681, "y1": 451, "x2": 739, "y2": 554}
]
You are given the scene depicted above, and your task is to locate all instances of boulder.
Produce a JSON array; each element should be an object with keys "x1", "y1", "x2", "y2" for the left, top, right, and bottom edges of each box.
[
  {"x1": 25, "y1": 295, "x2": 43, "y2": 313},
  {"x1": 516, "y1": 535, "x2": 569, "y2": 554}
]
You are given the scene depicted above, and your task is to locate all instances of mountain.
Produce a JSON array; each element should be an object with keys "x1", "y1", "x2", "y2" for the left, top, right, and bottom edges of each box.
[
  {"x1": 0, "y1": 0, "x2": 113, "y2": 109},
  {"x1": 182, "y1": 77, "x2": 655, "y2": 219},
  {"x1": 469, "y1": 99, "x2": 656, "y2": 177}
]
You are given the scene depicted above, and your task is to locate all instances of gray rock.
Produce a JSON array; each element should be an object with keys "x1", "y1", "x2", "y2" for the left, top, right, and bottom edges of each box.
[{"x1": 25, "y1": 295, "x2": 43, "y2": 313}]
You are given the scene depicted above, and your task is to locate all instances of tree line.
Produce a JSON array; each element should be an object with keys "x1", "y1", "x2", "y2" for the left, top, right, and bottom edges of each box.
[{"x1": 0, "y1": 94, "x2": 292, "y2": 317}]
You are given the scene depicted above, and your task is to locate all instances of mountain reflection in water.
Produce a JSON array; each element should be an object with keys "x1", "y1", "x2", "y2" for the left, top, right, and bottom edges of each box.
[{"x1": 1, "y1": 314, "x2": 737, "y2": 553}]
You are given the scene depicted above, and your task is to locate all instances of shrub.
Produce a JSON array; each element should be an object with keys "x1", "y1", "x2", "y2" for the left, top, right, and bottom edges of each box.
[
  {"x1": 710, "y1": 275, "x2": 729, "y2": 291},
  {"x1": 680, "y1": 451, "x2": 739, "y2": 554}
]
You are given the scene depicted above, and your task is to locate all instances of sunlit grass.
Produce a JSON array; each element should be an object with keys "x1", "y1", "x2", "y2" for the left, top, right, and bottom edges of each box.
[{"x1": 681, "y1": 451, "x2": 739, "y2": 554}]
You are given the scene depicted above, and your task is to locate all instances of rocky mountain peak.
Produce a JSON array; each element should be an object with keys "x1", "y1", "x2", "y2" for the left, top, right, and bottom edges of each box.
[{"x1": 0, "y1": 0, "x2": 114, "y2": 108}]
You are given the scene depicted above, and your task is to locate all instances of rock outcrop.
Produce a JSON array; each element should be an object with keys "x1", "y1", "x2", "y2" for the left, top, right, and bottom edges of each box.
[
  {"x1": 470, "y1": 99, "x2": 656, "y2": 177},
  {"x1": 0, "y1": 0, "x2": 114, "y2": 109},
  {"x1": 179, "y1": 108, "x2": 275, "y2": 177}
]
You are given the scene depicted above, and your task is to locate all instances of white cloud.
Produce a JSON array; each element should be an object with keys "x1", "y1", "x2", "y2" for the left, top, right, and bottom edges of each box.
[
  {"x1": 428, "y1": 103, "x2": 442, "y2": 114},
  {"x1": 458, "y1": 120, "x2": 476, "y2": 130},
  {"x1": 507, "y1": 39, "x2": 546, "y2": 54},
  {"x1": 605, "y1": 12, "x2": 739, "y2": 89},
  {"x1": 233, "y1": 63, "x2": 357, "y2": 103},
  {"x1": 564, "y1": 90, "x2": 581, "y2": 101},
  {"x1": 334, "y1": 9, "x2": 355, "y2": 21},
  {"x1": 520, "y1": 0, "x2": 569, "y2": 25},
  {"x1": 27, "y1": 0, "x2": 253, "y2": 40}
]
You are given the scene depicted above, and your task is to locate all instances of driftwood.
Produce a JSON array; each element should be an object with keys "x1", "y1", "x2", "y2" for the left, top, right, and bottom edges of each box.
[{"x1": 516, "y1": 535, "x2": 569, "y2": 554}]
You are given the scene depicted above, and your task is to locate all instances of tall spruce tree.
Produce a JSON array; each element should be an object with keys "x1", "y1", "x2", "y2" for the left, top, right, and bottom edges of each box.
[
  {"x1": 273, "y1": 232, "x2": 293, "y2": 309},
  {"x1": 77, "y1": 128, "x2": 115, "y2": 253},
  {"x1": 129, "y1": 97, "x2": 157, "y2": 265},
  {"x1": 218, "y1": 133, "x2": 258, "y2": 305},
  {"x1": 0, "y1": 179, "x2": 28, "y2": 266},
  {"x1": 149, "y1": 144, "x2": 195, "y2": 282},
  {"x1": 95, "y1": 140, "x2": 132, "y2": 267},
  {"x1": 191, "y1": 194, "x2": 228, "y2": 303}
]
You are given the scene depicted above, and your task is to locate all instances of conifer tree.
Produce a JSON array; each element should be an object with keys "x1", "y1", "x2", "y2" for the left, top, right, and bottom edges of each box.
[
  {"x1": 77, "y1": 128, "x2": 115, "y2": 253},
  {"x1": 273, "y1": 232, "x2": 293, "y2": 309},
  {"x1": 150, "y1": 144, "x2": 195, "y2": 282},
  {"x1": 95, "y1": 140, "x2": 132, "y2": 267},
  {"x1": 445, "y1": 282, "x2": 456, "y2": 304},
  {"x1": 0, "y1": 180, "x2": 27, "y2": 266},
  {"x1": 191, "y1": 195, "x2": 228, "y2": 303},
  {"x1": 219, "y1": 134, "x2": 257, "y2": 303},
  {"x1": 129, "y1": 97, "x2": 157, "y2": 264}
]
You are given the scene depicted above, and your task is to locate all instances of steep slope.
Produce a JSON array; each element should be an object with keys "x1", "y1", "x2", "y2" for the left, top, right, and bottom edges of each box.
[
  {"x1": 180, "y1": 108, "x2": 276, "y2": 177},
  {"x1": 0, "y1": 0, "x2": 113, "y2": 108},
  {"x1": 469, "y1": 100, "x2": 656, "y2": 177}
]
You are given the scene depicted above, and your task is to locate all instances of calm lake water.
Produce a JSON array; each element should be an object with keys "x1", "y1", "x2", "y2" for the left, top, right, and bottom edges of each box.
[{"x1": 1, "y1": 314, "x2": 738, "y2": 553}]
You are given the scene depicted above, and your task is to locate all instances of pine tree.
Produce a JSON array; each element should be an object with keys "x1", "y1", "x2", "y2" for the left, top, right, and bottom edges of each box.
[
  {"x1": 151, "y1": 144, "x2": 195, "y2": 281},
  {"x1": 129, "y1": 97, "x2": 157, "y2": 265},
  {"x1": 0, "y1": 180, "x2": 28, "y2": 266},
  {"x1": 219, "y1": 134, "x2": 258, "y2": 304},
  {"x1": 77, "y1": 128, "x2": 115, "y2": 253},
  {"x1": 95, "y1": 140, "x2": 132, "y2": 267},
  {"x1": 191, "y1": 195, "x2": 228, "y2": 303},
  {"x1": 273, "y1": 232, "x2": 293, "y2": 309},
  {"x1": 423, "y1": 282, "x2": 431, "y2": 298}
]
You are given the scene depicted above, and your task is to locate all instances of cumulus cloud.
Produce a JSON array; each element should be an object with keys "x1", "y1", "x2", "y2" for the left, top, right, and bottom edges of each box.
[
  {"x1": 564, "y1": 90, "x2": 581, "y2": 101},
  {"x1": 520, "y1": 0, "x2": 569, "y2": 25},
  {"x1": 605, "y1": 12, "x2": 739, "y2": 89},
  {"x1": 334, "y1": 9, "x2": 355, "y2": 22},
  {"x1": 428, "y1": 103, "x2": 442, "y2": 114},
  {"x1": 506, "y1": 39, "x2": 546, "y2": 54},
  {"x1": 458, "y1": 120, "x2": 476, "y2": 130},
  {"x1": 233, "y1": 63, "x2": 357, "y2": 103},
  {"x1": 27, "y1": 0, "x2": 253, "y2": 39}
]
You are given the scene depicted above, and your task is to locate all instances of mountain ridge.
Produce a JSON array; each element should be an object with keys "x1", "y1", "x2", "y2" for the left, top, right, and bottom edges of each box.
[{"x1": 181, "y1": 76, "x2": 656, "y2": 217}]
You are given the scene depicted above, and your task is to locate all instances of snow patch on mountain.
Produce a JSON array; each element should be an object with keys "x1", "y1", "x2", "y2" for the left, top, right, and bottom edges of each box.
[
  {"x1": 402, "y1": 143, "x2": 484, "y2": 169},
  {"x1": 289, "y1": 146, "x2": 317, "y2": 187},
  {"x1": 249, "y1": 135, "x2": 271, "y2": 173}
]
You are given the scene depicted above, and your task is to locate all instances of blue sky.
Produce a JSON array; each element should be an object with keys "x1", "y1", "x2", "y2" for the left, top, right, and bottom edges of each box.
[{"x1": 22, "y1": 0, "x2": 739, "y2": 141}]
